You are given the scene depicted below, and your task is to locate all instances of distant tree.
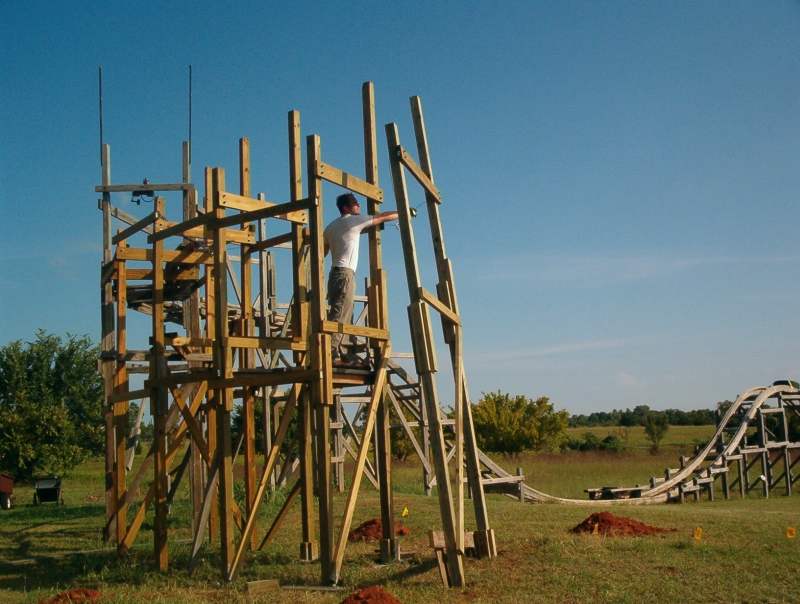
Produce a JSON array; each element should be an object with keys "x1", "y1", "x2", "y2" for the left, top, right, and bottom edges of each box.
[
  {"x1": 232, "y1": 394, "x2": 298, "y2": 457},
  {"x1": 643, "y1": 412, "x2": 669, "y2": 453},
  {"x1": 0, "y1": 331, "x2": 104, "y2": 480},
  {"x1": 472, "y1": 391, "x2": 568, "y2": 455}
]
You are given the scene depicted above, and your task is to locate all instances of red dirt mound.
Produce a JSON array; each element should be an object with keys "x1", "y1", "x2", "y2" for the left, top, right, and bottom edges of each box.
[
  {"x1": 39, "y1": 588, "x2": 102, "y2": 604},
  {"x1": 341, "y1": 585, "x2": 401, "y2": 604},
  {"x1": 348, "y1": 518, "x2": 409, "y2": 542},
  {"x1": 572, "y1": 512, "x2": 674, "y2": 537}
]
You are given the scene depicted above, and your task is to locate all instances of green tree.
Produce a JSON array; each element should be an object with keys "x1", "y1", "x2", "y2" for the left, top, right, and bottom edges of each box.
[
  {"x1": 644, "y1": 412, "x2": 669, "y2": 453},
  {"x1": 471, "y1": 391, "x2": 568, "y2": 454},
  {"x1": 0, "y1": 331, "x2": 104, "y2": 480}
]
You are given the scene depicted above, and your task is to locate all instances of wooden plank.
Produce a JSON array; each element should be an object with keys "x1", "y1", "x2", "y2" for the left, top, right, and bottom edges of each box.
[
  {"x1": 96, "y1": 183, "x2": 193, "y2": 192},
  {"x1": 257, "y1": 479, "x2": 301, "y2": 551},
  {"x1": 386, "y1": 121, "x2": 464, "y2": 585},
  {"x1": 396, "y1": 146, "x2": 441, "y2": 202},
  {"x1": 227, "y1": 335, "x2": 307, "y2": 351},
  {"x1": 113, "y1": 253, "x2": 129, "y2": 547},
  {"x1": 112, "y1": 212, "x2": 156, "y2": 244},
  {"x1": 107, "y1": 388, "x2": 148, "y2": 404},
  {"x1": 418, "y1": 287, "x2": 460, "y2": 326},
  {"x1": 320, "y1": 320, "x2": 388, "y2": 340},
  {"x1": 117, "y1": 246, "x2": 213, "y2": 265},
  {"x1": 105, "y1": 203, "x2": 154, "y2": 235},
  {"x1": 247, "y1": 231, "x2": 294, "y2": 254},
  {"x1": 211, "y1": 167, "x2": 236, "y2": 576},
  {"x1": 126, "y1": 267, "x2": 198, "y2": 281},
  {"x1": 150, "y1": 197, "x2": 169, "y2": 571},
  {"x1": 214, "y1": 198, "x2": 311, "y2": 230},
  {"x1": 315, "y1": 160, "x2": 383, "y2": 202}
]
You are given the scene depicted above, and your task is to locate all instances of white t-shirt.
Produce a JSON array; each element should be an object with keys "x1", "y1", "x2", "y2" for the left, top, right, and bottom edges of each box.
[{"x1": 324, "y1": 214, "x2": 375, "y2": 271}]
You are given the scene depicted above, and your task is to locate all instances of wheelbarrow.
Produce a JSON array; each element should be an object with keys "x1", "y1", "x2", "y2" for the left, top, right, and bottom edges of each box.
[
  {"x1": 0, "y1": 473, "x2": 13, "y2": 509},
  {"x1": 33, "y1": 476, "x2": 64, "y2": 505}
]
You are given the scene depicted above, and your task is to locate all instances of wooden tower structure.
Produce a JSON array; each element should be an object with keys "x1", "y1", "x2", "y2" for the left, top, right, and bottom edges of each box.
[{"x1": 97, "y1": 81, "x2": 497, "y2": 588}]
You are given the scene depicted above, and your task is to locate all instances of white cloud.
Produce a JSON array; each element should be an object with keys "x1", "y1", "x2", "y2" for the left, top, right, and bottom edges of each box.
[{"x1": 475, "y1": 338, "x2": 626, "y2": 362}]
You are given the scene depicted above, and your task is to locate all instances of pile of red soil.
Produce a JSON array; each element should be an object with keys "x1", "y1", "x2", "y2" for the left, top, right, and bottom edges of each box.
[
  {"x1": 341, "y1": 585, "x2": 401, "y2": 604},
  {"x1": 39, "y1": 588, "x2": 102, "y2": 604},
  {"x1": 572, "y1": 512, "x2": 674, "y2": 537},
  {"x1": 348, "y1": 518, "x2": 409, "y2": 542}
]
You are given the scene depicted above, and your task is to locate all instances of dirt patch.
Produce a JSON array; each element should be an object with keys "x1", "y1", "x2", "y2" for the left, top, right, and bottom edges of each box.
[
  {"x1": 341, "y1": 585, "x2": 401, "y2": 604},
  {"x1": 40, "y1": 588, "x2": 102, "y2": 604},
  {"x1": 348, "y1": 518, "x2": 409, "y2": 542},
  {"x1": 572, "y1": 512, "x2": 674, "y2": 537}
]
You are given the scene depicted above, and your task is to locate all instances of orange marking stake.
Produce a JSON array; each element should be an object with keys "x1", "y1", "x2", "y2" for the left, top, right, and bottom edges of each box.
[
  {"x1": 787, "y1": 527, "x2": 796, "y2": 539},
  {"x1": 592, "y1": 522, "x2": 599, "y2": 536},
  {"x1": 693, "y1": 527, "x2": 703, "y2": 542}
]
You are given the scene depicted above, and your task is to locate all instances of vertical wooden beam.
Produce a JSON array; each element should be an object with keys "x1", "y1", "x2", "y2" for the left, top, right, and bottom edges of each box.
[
  {"x1": 363, "y1": 81, "x2": 396, "y2": 562},
  {"x1": 307, "y1": 133, "x2": 334, "y2": 584},
  {"x1": 212, "y1": 168, "x2": 236, "y2": 575},
  {"x1": 385, "y1": 122, "x2": 464, "y2": 587},
  {"x1": 100, "y1": 144, "x2": 116, "y2": 543},
  {"x1": 289, "y1": 110, "x2": 317, "y2": 562},
  {"x1": 183, "y1": 141, "x2": 205, "y2": 544},
  {"x1": 239, "y1": 138, "x2": 258, "y2": 549},
  {"x1": 150, "y1": 197, "x2": 169, "y2": 571},
  {"x1": 409, "y1": 97, "x2": 495, "y2": 558},
  {"x1": 113, "y1": 242, "x2": 129, "y2": 547},
  {"x1": 204, "y1": 167, "x2": 219, "y2": 544}
]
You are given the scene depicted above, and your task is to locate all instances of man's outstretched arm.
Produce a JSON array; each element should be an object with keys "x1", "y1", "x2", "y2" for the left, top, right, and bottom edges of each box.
[{"x1": 369, "y1": 211, "x2": 399, "y2": 227}]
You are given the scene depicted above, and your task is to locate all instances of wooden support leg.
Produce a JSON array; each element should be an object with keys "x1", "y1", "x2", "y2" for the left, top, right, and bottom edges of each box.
[
  {"x1": 299, "y1": 391, "x2": 317, "y2": 561},
  {"x1": 315, "y1": 403, "x2": 334, "y2": 584},
  {"x1": 377, "y1": 385, "x2": 397, "y2": 563}
]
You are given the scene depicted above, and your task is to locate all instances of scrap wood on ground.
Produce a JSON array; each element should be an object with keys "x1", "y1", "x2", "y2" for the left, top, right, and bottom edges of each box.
[{"x1": 572, "y1": 512, "x2": 675, "y2": 536}]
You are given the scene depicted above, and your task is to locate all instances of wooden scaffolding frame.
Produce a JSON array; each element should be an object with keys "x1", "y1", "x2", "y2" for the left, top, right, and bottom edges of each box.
[{"x1": 97, "y1": 81, "x2": 497, "y2": 588}]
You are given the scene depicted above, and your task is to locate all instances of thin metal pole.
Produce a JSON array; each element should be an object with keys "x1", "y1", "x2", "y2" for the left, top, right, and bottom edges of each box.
[
  {"x1": 98, "y1": 65, "x2": 104, "y2": 166},
  {"x1": 188, "y1": 64, "x2": 192, "y2": 164}
]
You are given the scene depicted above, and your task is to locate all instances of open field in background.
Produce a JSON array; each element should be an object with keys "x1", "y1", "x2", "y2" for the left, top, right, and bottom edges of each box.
[
  {"x1": 1, "y1": 445, "x2": 798, "y2": 603},
  {"x1": 565, "y1": 424, "x2": 716, "y2": 449}
]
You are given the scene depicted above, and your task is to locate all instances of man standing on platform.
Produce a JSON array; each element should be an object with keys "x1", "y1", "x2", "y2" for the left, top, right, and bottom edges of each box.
[{"x1": 324, "y1": 193, "x2": 398, "y2": 367}]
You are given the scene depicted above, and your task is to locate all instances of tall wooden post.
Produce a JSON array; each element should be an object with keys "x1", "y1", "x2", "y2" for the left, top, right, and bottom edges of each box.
[
  {"x1": 100, "y1": 144, "x2": 116, "y2": 542},
  {"x1": 289, "y1": 110, "x2": 317, "y2": 562},
  {"x1": 150, "y1": 197, "x2": 169, "y2": 571},
  {"x1": 307, "y1": 133, "x2": 334, "y2": 584},
  {"x1": 113, "y1": 237, "x2": 129, "y2": 546},
  {"x1": 385, "y1": 122, "x2": 464, "y2": 587},
  {"x1": 211, "y1": 168, "x2": 236, "y2": 574},
  {"x1": 239, "y1": 138, "x2": 258, "y2": 549},
  {"x1": 409, "y1": 97, "x2": 495, "y2": 558}
]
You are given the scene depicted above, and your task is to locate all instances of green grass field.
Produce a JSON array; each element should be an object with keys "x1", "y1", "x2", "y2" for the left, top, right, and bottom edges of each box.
[{"x1": 1, "y1": 443, "x2": 798, "y2": 603}]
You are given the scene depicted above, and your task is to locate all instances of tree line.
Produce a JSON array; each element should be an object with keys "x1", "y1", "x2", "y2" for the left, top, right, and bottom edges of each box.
[{"x1": 2, "y1": 331, "x2": 798, "y2": 477}]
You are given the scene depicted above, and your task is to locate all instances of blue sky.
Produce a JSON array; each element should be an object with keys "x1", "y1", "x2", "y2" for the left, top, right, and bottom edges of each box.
[{"x1": 2, "y1": 1, "x2": 800, "y2": 414}]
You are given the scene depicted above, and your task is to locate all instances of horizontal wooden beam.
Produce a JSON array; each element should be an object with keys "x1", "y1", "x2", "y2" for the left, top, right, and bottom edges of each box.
[
  {"x1": 227, "y1": 336, "x2": 307, "y2": 352},
  {"x1": 99, "y1": 201, "x2": 155, "y2": 235},
  {"x1": 112, "y1": 212, "x2": 157, "y2": 244},
  {"x1": 117, "y1": 246, "x2": 213, "y2": 265},
  {"x1": 219, "y1": 191, "x2": 309, "y2": 224},
  {"x1": 315, "y1": 161, "x2": 383, "y2": 202},
  {"x1": 96, "y1": 183, "x2": 194, "y2": 193},
  {"x1": 126, "y1": 266, "x2": 199, "y2": 281},
  {"x1": 247, "y1": 231, "x2": 295, "y2": 255},
  {"x1": 418, "y1": 287, "x2": 460, "y2": 325},
  {"x1": 107, "y1": 388, "x2": 148, "y2": 404},
  {"x1": 396, "y1": 146, "x2": 441, "y2": 203},
  {"x1": 320, "y1": 320, "x2": 389, "y2": 340},
  {"x1": 149, "y1": 214, "x2": 210, "y2": 242},
  {"x1": 215, "y1": 198, "x2": 311, "y2": 229}
]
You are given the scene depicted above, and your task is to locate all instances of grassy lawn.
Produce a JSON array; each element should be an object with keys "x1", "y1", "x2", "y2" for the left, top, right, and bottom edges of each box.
[
  {"x1": 0, "y1": 447, "x2": 798, "y2": 603},
  {"x1": 565, "y1": 424, "x2": 716, "y2": 450}
]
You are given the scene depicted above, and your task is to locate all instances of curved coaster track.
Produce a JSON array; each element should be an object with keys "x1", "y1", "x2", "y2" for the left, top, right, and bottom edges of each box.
[{"x1": 367, "y1": 370, "x2": 800, "y2": 506}]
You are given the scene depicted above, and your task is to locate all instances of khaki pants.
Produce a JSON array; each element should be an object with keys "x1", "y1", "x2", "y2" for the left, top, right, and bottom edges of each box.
[{"x1": 327, "y1": 267, "x2": 355, "y2": 359}]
